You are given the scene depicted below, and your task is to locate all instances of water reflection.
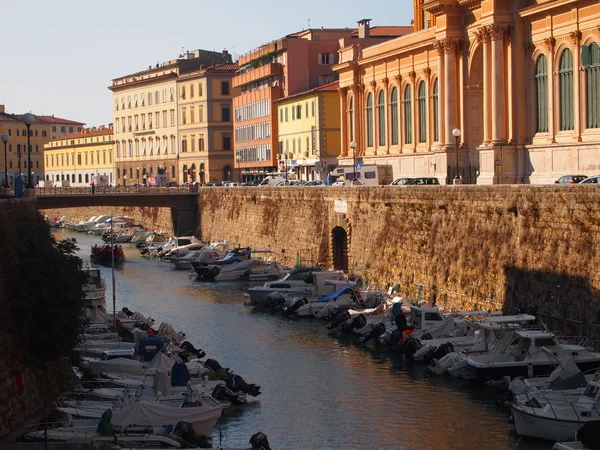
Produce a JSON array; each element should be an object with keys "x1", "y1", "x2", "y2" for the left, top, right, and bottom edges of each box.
[{"x1": 55, "y1": 230, "x2": 553, "y2": 450}]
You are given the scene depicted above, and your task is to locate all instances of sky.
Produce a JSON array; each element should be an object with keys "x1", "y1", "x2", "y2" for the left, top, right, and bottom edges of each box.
[{"x1": 0, "y1": 0, "x2": 414, "y2": 127}]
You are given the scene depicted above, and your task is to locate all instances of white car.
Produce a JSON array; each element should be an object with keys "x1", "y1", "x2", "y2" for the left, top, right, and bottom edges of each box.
[{"x1": 579, "y1": 176, "x2": 600, "y2": 184}]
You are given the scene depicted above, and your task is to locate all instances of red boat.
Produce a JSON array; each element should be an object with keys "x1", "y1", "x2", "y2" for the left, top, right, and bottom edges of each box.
[{"x1": 91, "y1": 244, "x2": 125, "y2": 265}]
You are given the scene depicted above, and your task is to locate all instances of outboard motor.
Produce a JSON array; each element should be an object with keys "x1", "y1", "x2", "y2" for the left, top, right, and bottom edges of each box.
[
  {"x1": 391, "y1": 336, "x2": 421, "y2": 356},
  {"x1": 226, "y1": 373, "x2": 261, "y2": 397},
  {"x1": 250, "y1": 432, "x2": 271, "y2": 450},
  {"x1": 205, "y1": 266, "x2": 220, "y2": 281},
  {"x1": 429, "y1": 342, "x2": 455, "y2": 361},
  {"x1": 211, "y1": 384, "x2": 247, "y2": 405},
  {"x1": 283, "y1": 297, "x2": 308, "y2": 315},
  {"x1": 180, "y1": 341, "x2": 206, "y2": 359},
  {"x1": 121, "y1": 307, "x2": 134, "y2": 317},
  {"x1": 173, "y1": 421, "x2": 197, "y2": 447},
  {"x1": 204, "y1": 358, "x2": 229, "y2": 374},
  {"x1": 359, "y1": 321, "x2": 387, "y2": 343},
  {"x1": 341, "y1": 314, "x2": 367, "y2": 333},
  {"x1": 264, "y1": 292, "x2": 286, "y2": 308},
  {"x1": 326, "y1": 311, "x2": 351, "y2": 330}
]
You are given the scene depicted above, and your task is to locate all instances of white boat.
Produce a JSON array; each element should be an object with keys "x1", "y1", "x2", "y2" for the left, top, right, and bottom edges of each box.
[
  {"x1": 170, "y1": 241, "x2": 230, "y2": 270},
  {"x1": 71, "y1": 215, "x2": 112, "y2": 232},
  {"x1": 466, "y1": 330, "x2": 600, "y2": 380},
  {"x1": 81, "y1": 267, "x2": 107, "y2": 324},
  {"x1": 247, "y1": 268, "x2": 350, "y2": 305},
  {"x1": 283, "y1": 287, "x2": 384, "y2": 317},
  {"x1": 511, "y1": 374, "x2": 600, "y2": 441},
  {"x1": 88, "y1": 218, "x2": 130, "y2": 235},
  {"x1": 156, "y1": 236, "x2": 203, "y2": 258},
  {"x1": 194, "y1": 248, "x2": 280, "y2": 282}
]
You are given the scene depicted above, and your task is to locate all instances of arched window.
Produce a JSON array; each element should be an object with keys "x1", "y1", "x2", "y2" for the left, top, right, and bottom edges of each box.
[
  {"x1": 432, "y1": 79, "x2": 439, "y2": 141},
  {"x1": 418, "y1": 81, "x2": 426, "y2": 143},
  {"x1": 349, "y1": 97, "x2": 354, "y2": 142},
  {"x1": 391, "y1": 88, "x2": 398, "y2": 145},
  {"x1": 583, "y1": 42, "x2": 600, "y2": 129},
  {"x1": 404, "y1": 85, "x2": 412, "y2": 144},
  {"x1": 366, "y1": 93, "x2": 374, "y2": 147},
  {"x1": 535, "y1": 55, "x2": 548, "y2": 133},
  {"x1": 559, "y1": 48, "x2": 574, "y2": 131},
  {"x1": 378, "y1": 90, "x2": 386, "y2": 146}
]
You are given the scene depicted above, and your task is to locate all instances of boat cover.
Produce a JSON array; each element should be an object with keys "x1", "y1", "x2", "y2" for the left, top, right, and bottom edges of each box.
[
  {"x1": 111, "y1": 401, "x2": 222, "y2": 428},
  {"x1": 153, "y1": 369, "x2": 172, "y2": 396},
  {"x1": 149, "y1": 352, "x2": 175, "y2": 371},
  {"x1": 391, "y1": 302, "x2": 403, "y2": 318},
  {"x1": 96, "y1": 409, "x2": 115, "y2": 436},
  {"x1": 87, "y1": 358, "x2": 145, "y2": 375},
  {"x1": 171, "y1": 362, "x2": 191, "y2": 387},
  {"x1": 137, "y1": 337, "x2": 163, "y2": 361},
  {"x1": 318, "y1": 286, "x2": 356, "y2": 303}
]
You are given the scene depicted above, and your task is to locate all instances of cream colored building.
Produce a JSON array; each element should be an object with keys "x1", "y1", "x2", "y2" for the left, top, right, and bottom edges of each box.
[
  {"x1": 44, "y1": 125, "x2": 114, "y2": 186},
  {"x1": 177, "y1": 63, "x2": 238, "y2": 184},
  {"x1": 109, "y1": 50, "x2": 232, "y2": 186}
]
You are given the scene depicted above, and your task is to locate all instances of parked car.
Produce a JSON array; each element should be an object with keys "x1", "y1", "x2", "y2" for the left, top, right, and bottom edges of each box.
[
  {"x1": 305, "y1": 180, "x2": 326, "y2": 186},
  {"x1": 242, "y1": 179, "x2": 262, "y2": 187},
  {"x1": 579, "y1": 176, "x2": 600, "y2": 184},
  {"x1": 556, "y1": 175, "x2": 588, "y2": 184},
  {"x1": 411, "y1": 177, "x2": 440, "y2": 185},
  {"x1": 391, "y1": 177, "x2": 414, "y2": 186},
  {"x1": 167, "y1": 181, "x2": 178, "y2": 187}
]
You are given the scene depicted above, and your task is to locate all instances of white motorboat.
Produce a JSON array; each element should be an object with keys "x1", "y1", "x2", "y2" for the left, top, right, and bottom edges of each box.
[
  {"x1": 88, "y1": 217, "x2": 130, "y2": 235},
  {"x1": 171, "y1": 241, "x2": 230, "y2": 270},
  {"x1": 156, "y1": 236, "x2": 203, "y2": 258},
  {"x1": 247, "y1": 268, "x2": 350, "y2": 305},
  {"x1": 71, "y1": 215, "x2": 112, "y2": 232},
  {"x1": 511, "y1": 374, "x2": 600, "y2": 441},
  {"x1": 194, "y1": 248, "x2": 280, "y2": 282},
  {"x1": 283, "y1": 287, "x2": 384, "y2": 317}
]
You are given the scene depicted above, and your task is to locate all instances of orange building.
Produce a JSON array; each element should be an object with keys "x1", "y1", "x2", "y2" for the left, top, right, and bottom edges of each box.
[
  {"x1": 334, "y1": 0, "x2": 600, "y2": 184},
  {"x1": 232, "y1": 21, "x2": 412, "y2": 180}
]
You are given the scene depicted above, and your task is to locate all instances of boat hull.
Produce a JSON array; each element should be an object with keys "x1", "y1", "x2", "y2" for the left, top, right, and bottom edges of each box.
[
  {"x1": 468, "y1": 359, "x2": 600, "y2": 381},
  {"x1": 511, "y1": 405, "x2": 587, "y2": 441}
]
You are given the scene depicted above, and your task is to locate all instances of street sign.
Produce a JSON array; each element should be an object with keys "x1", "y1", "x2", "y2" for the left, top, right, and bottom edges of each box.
[{"x1": 356, "y1": 161, "x2": 362, "y2": 170}]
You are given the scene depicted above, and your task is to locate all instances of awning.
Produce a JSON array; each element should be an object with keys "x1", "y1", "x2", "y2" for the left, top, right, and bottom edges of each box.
[{"x1": 318, "y1": 285, "x2": 356, "y2": 303}]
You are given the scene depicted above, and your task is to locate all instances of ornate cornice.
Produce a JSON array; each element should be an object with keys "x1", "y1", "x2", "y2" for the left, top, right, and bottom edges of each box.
[
  {"x1": 382, "y1": 77, "x2": 389, "y2": 89},
  {"x1": 475, "y1": 27, "x2": 491, "y2": 44},
  {"x1": 543, "y1": 37, "x2": 556, "y2": 53},
  {"x1": 434, "y1": 38, "x2": 462, "y2": 54},
  {"x1": 423, "y1": 67, "x2": 432, "y2": 79},
  {"x1": 369, "y1": 80, "x2": 377, "y2": 90},
  {"x1": 489, "y1": 24, "x2": 511, "y2": 40},
  {"x1": 569, "y1": 30, "x2": 582, "y2": 46},
  {"x1": 394, "y1": 74, "x2": 402, "y2": 86}
]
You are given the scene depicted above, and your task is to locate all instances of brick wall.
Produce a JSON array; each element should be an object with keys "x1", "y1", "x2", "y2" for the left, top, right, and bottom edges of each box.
[{"x1": 199, "y1": 186, "x2": 600, "y2": 337}]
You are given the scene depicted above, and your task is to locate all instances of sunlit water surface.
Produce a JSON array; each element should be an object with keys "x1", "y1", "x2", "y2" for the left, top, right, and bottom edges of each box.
[{"x1": 56, "y1": 229, "x2": 552, "y2": 450}]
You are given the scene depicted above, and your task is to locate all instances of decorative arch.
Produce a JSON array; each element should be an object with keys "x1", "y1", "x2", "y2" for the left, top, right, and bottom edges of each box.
[
  {"x1": 558, "y1": 47, "x2": 574, "y2": 131},
  {"x1": 331, "y1": 226, "x2": 348, "y2": 272},
  {"x1": 377, "y1": 89, "x2": 386, "y2": 146},
  {"x1": 403, "y1": 84, "x2": 412, "y2": 145},
  {"x1": 366, "y1": 92, "x2": 374, "y2": 147}
]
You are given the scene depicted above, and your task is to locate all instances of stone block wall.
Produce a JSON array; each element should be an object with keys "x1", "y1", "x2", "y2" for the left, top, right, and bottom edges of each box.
[
  {"x1": 199, "y1": 186, "x2": 600, "y2": 337},
  {"x1": 40, "y1": 205, "x2": 175, "y2": 235}
]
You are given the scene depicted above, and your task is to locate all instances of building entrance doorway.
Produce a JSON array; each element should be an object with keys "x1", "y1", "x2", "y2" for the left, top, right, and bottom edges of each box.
[{"x1": 332, "y1": 226, "x2": 348, "y2": 272}]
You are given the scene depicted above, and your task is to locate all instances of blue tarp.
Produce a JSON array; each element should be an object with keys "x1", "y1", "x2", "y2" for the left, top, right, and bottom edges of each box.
[
  {"x1": 171, "y1": 362, "x2": 191, "y2": 387},
  {"x1": 317, "y1": 285, "x2": 356, "y2": 303},
  {"x1": 391, "y1": 302, "x2": 403, "y2": 318},
  {"x1": 137, "y1": 337, "x2": 163, "y2": 362}
]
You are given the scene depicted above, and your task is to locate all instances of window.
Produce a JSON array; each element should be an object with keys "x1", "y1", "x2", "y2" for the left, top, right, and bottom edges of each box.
[
  {"x1": 378, "y1": 90, "x2": 386, "y2": 146},
  {"x1": 162, "y1": 89, "x2": 166, "y2": 103},
  {"x1": 52, "y1": 126, "x2": 56, "y2": 132},
  {"x1": 223, "y1": 136, "x2": 231, "y2": 150},
  {"x1": 432, "y1": 80, "x2": 439, "y2": 141},
  {"x1": 181, "y1": 137, "x2": 187, "y2": 152},
  {"x1": 404, "y1": 85, "x2": 412, "y2": 144},
  {"x1": 305, "y1": 102, "x2": 308, "y2": 118},
  {"x1": 583, "y1": 42, "x2": 600, "y2": 129},
  {"x1": 198, "y1": 82, "x2": 203, "y2": 97},
  {"x1": 163, "y1": 111, "x2": 167, "y2": 127},
  {"x1": 182, "y1": 107, "x2": 187, "y2": 124},
  {"x1": 191, "y1": 135, "x2": 196, "y2": 152},
  {"x1": 170, "y1": 110, "x2": 175, "y2": 126},
  {"x1": 190, "y1": 84, "x2": 194, "y2": 98},
  {"x1": 148, "y1": 92, "x2": 152, "y2": 105},
  {"x1": 285, "y1": 107, "x2": 288, "y2": 122},
  {"x1": 391, "y1": 88, "x2": 399, "y2": 145},
  {"x1": 559, "y1": 48, "x2": 574, "y2": 131},
  {"x1": 418, "y1": 81, "x2": 426, "y2": 143},
  {"x1": 222, "y1": 107, "x2": 230, "y2": 122},
  {"x1": 199, "y1": 135, "x2": 205, "y2": 151},
  {"x1": 279, "y1": 109, "x2": 283, "y2": 123},
  {"x1": 349, "y1": 97, "x2": 354, "y2": 142},
  {"x1": 221, "y1": 81, "x2": 230, "y2": 95},
  {"x1": 170, "y1": 88, "x2": 175, "y2": 102},
  {"x1": 318, "y1": 53, "x2": 334, "y2": 65},
  {"x1": 534, "y1": 55, "x2": 549, "y2": 133},
  {"x1": 155, "y1": 112, "x2": 160, "y2": 128},
  {"x1": 190, "y1": 106, "x2": 195, "y2": 123},
  {"x1": 61, "y1": 126, "x2": 65, "y2": 133},
  {"x1": 171, "y1": 136, "x2": 176, "y2": 153},
  {"x1": 181, "y1": 85, "x2": 186, "y2": 99},
  {"x1": 199, "y1": 105, "x2": 204, "y2": 122},
  {"x1": 366, "y1": 93, "x2": 374, "y2": 147},
  {"x1": 312, "y1": 101, "x2": 315, "y2": 117},
  {"x1": 296, "y1": 105, "x2": 301, "y2": 120}
]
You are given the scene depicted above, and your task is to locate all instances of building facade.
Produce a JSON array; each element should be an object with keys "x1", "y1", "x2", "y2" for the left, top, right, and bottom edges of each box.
[
  {"x1": 232, "y1": 21, "x2": 412, "y2": 179},
  {"x1": 43, "y1": 125, "x2": 114, "y2": 186},
  {"x1": 333, "y1": 0, "x2": 600, "y2": 184},
  {"x1": 275, "y1": 81, "x2": 341, "y2": 180},
  {"x1": 0, "y1": 105, "x2": 84, "y2": 186},
  {"x1": 109, "y1": 50, "x2": 232, "y2": 186},
  {"x1": 176, "y1": 63, "x2": 238, "y2": 184}
]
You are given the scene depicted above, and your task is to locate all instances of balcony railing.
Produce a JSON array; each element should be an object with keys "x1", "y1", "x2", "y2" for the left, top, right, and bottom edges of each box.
[{"x1": 232, "y1": 63, "x2": 282, "y2": 88}]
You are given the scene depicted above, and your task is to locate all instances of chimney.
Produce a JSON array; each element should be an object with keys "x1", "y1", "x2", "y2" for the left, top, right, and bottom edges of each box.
[
  {"x1": 0, "y1": 104, "x2": 4, "y2": 114},
  {"x1": 357, "y1": 19, "x2": 371, "y2": 39}
]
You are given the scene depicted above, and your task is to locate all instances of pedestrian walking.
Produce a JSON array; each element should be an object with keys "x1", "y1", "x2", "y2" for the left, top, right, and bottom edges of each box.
[{"x1": 91, "y1": 182, "x2": 96, "y2": 194}]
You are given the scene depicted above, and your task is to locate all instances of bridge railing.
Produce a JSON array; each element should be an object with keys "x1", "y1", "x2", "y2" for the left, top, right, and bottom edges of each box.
[{"x1": 35, "y1": 186, "x2": 194, "y2": 195}]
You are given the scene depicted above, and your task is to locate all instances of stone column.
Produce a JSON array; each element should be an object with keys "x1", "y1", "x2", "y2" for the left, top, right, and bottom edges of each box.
[
  {"x1": 442, "y1": 39, "x2": 460, "y2": 146},
  {"x1": 351, "y1": 83, "x2": 363, "y2": 157},
  {"x1": 409, "y1": 71, "x2": 417, "y2": 152},
  {"x1": 382, "y1": 77, "x2": 391, "y2": 154},
  {"x1": 570, "y1": 31, "x2": 582, "y2": 141},
  {"x1": 476, "y1": 27, "x2": 492, "y2": 145},
  {"x1": 338, "y1": 87, "x2": 348, "y2": 157},
  {"x1": 434, "y1": 42, "x2": 445, "y2": 147},
  {"x1": 490, "y1": 24, "x2": 509, "y2": 144}
]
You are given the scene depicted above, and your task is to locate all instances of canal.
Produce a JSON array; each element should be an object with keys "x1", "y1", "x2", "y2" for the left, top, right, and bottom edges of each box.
[{"x1": 57, "y1": 230, "x2": 551, "y2": 450}]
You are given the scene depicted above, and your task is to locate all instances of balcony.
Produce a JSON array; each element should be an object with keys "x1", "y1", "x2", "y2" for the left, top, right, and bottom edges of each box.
[{"x1": 232, "y1": 63, "x2": 282, "y2": 88}]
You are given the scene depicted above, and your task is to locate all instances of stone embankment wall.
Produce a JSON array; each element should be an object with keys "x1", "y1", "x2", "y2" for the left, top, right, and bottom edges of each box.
[
  {"x1": 0, "y1": 200, "x2": 66, "y2": 439},
  {"x1": 199, "y1": 186, "x2": 600, "y2": 337},
  {"x1": 40, "y1": 206, "x2": 174, "y2": 234}
]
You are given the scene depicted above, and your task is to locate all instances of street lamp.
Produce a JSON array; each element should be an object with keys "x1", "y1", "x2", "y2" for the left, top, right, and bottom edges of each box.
[
  {"x1": 350, "y1": 141, "x2": 357, "y2": 186},
  {"x1": 23, "y1": 113, "x2": 35, "y2": 188},
  {"x1": 136, "y1": 166, "x2": 140, "y2": 185},
  {"x1": 1, "y1": 133, "x2": 9, "y2": 188},
  {"x1": 452, "y1": 128, "x2": 461, "y2": 183},
  {"x1": 236, "y1": 155, "x2": 241, "y2": 183}
]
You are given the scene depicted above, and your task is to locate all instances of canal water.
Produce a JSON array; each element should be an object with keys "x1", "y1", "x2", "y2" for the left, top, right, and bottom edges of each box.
[{"x1": 57, "y1": 230, "x2": 552, "y2": 450}]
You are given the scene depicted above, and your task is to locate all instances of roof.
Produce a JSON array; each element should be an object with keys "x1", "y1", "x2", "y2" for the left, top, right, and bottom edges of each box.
[
  {"x1": 177, "y1": 62, "x2": 239, "y2": 80},
  {"x1": 0, "y1": 111, "x2": 84, "y2": 126},
  {"x1": 351, "y1": 26, "x2": 413, "y2": 37},
  {"x1": 50, "y1": 127, "x2": 113, "y2": 141},
  {"x1": 274, "y1": 81, "x2": 339, "y2": 103}
]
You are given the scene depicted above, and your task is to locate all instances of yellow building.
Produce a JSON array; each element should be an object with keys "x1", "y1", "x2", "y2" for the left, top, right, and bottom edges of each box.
[
  {"x1": 177, "y1": 63, "x2": 238, "y2": 184},
  {"x1": 109, "y1": 50, "x2": 232, "y2": 186},
  {"x1": 275, "y1": 81, "x2": 340, "y2": 181},
  {"x1": 333, "y1": 0, "x2": 600, "y2": 184},
  {"x1": 44, "y1": 125, "x2": 114, "y2": 186},
  {"x1": 0, "y1": 104, "x2": 84, "y2": 186}
]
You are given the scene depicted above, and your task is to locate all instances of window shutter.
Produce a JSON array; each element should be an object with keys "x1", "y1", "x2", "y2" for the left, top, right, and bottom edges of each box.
[
  {"x1": 329, "y1": 53, "x2": 334, "y2": 64},
  {"x1": 582, "y1": 45, "x2": 590, "y2": 67}
]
